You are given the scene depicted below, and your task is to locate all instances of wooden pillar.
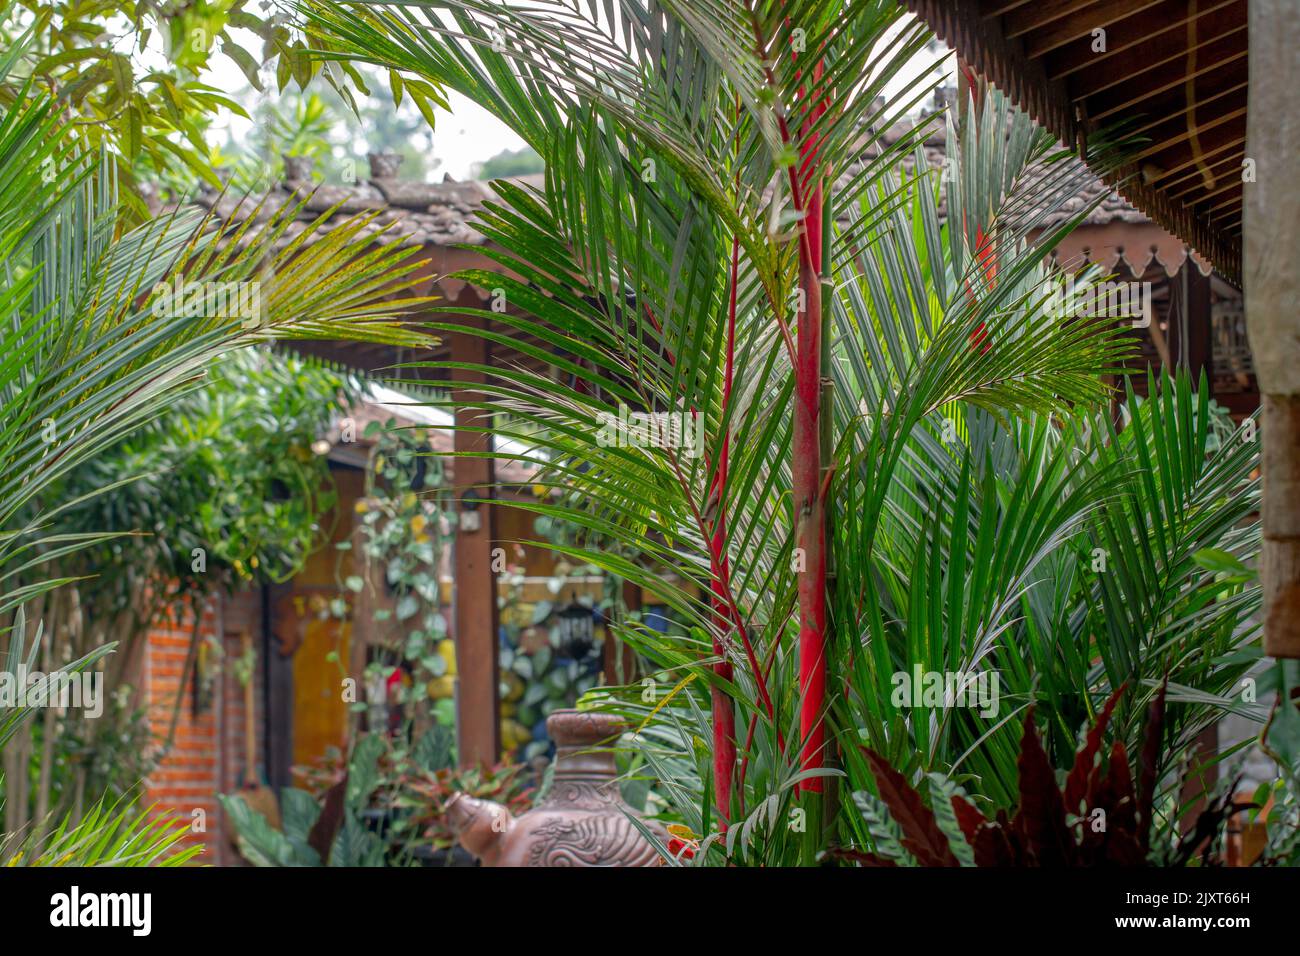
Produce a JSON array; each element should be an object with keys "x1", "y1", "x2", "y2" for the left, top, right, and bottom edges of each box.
[
  {"x1": 1182, "y1": 262, "x2": 1213, "y2": 385},
  {"x1": 604, "y1": 580, "x2": 641, "y2": 685},
  {"x1": 1246, "y1": 1, "x2": 1300, "y2": 658},
  {"x1": 262, "y1": 582, "x2": 294, "y2": 792},
  {"x1": 450, "y1": 313, "x2": 502, "y2": 765},
  {"x1": 1176, "y1": 263, "x2": 1220, "y2": 821}
]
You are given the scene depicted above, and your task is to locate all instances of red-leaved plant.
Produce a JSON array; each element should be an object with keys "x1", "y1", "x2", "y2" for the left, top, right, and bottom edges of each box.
[{"x1": 846, "y1": 683, "x2": 1252, "y2": 867}]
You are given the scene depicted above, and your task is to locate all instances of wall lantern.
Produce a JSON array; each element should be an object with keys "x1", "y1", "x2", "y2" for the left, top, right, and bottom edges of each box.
[{"x1": 556, "y1": 592, "x2": 595, "y2": 660}]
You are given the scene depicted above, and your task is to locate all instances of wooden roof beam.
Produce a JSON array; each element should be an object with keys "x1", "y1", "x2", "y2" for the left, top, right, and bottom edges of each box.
[
  {"x1": 1207, "y1": 194, "x2": 1244, "y2": 222},
  {"x1": 1142, "y1": 133, "x2": 1245, "y2": 185},
  {"x1": 1024, "y1": 0, "x2": 1166, "y2": 59},
  {"x1": 1165, "y1": 150, "x2": 1246, "y2": 200},
  {"x1": 900, "y1": 0, "x2": 1244, "y2": 281},
  {"x1": 981, "y1": 0, "x2": 1038, "y2": 18},
  {"x1": 1067, "y1": 20, "x2": 1246, "y2": 100},
  {"x1": 1087, "y1": 49, "x2": 1247, "y2": 121},
  {"x1": 1190, "y1": 175, "x2": 1245, "y2": 210},
  {"x1": 1045, "y1": 0, "x2": 1240, "y2": 81},
  {"x1": 1128, "y1": 108, "x2": 1246, "y2": 164},
  {"x1": 1003, "y1": 0, "x2": 1095, "y2": 40},
  {"x1": 1126, "y1": 81, "x2": 1248, "y2": 140}
]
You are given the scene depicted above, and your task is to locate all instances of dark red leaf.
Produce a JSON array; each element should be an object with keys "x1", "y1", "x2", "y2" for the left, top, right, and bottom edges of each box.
[
  {"x1": 971, "y1": 819, "x2": 1016, "y2": 867},
  {"x1": 825, "y1": 847, "x2": 899, "y2": 867},
  {"x1": 1137, "y1": 681, "x2": 1168, "y2": 853},
  {"x1": 307, "y1": 775, "x2": 347, "y2": 864},
  {"x1": 1104, "y1": 829, "x2": 1147, "y2": 866},
  {"x1": 1063, "y1": 682, "x2": 1127, "y2": 815},
  {"x1": 950, "y1": 793, "x2": 988, "y2": 843},
  {"x1": 1012, "y1": 711, "x2": 1074, "y2": 866},
  {"x1": 864, "y1": 749, "x2": 960, "y2": 867},
  {"x1": 1105, "y1": 739, "x2": 1138, "y2": 838}
]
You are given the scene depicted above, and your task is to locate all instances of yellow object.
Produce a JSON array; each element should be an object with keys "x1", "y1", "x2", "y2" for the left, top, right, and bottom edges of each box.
[
  {"x1": 437, "y1": 639, "x2": 457, "y2": 676},
  {"x1": 501, "y1": 718, "x2": 529, "y2": 750},
  {"x1": 426, "y1": 675, "x2": 455, "y2": 700},
  {"x1": 501, "y1": 670, "x2": 524, "y2": 702}
]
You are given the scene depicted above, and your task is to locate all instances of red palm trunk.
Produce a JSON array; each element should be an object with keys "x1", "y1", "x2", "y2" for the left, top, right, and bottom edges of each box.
[
  {"x1": 746, "y1": 1, "x2": 830, "y2": 799},
  {"x1": 793, "y1": 181, "x2": 826, "y2": 792},
  {"x1": 794, "y1": 61, "x2": 828, "y2": 793},
  {"x1": 709, "y1": 236, "x2": 742, "y2": 822}
]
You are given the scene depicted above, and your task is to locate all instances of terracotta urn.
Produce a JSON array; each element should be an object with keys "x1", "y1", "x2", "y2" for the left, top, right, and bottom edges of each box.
[{"x1": 445, "y1": 709, "x2": 665, "y2": 866}]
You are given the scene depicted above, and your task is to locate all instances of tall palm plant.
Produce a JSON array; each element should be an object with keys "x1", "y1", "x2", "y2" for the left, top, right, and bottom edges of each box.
[{"x1": 306, "y1": 0, "x2": 1261, "y2": 864}]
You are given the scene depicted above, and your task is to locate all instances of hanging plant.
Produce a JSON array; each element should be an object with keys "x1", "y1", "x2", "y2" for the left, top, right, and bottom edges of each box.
[{"x1": 345, "y1": 419, "x2": 455, "y2": 736}]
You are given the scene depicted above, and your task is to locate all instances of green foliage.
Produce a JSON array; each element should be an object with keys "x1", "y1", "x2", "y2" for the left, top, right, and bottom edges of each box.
[
  {"x1": 0, "y1": 31, "x2": 434, "y2": 635},
  {"x1": 222, "y1": 733, "x2": 388, "y2": 866},
  {"x1": 217, "y1": 92, "x2": 338, "y2": 191},
  {"x1": 4, "y1": 349, "x2": 362, "y2": 816},
  {"x1": 27, "y1": 690, "x2": 156, "y2": 817},
  {"x1": 224, "y1": 724, "x2": 529, "y2": 865},
  {"x1": 0, "y1": 0, "x2": 447, "y2": 208},
  {"x1": 0, "y1": 794, "x2": 200, "y2": 866},
  {"x1": 838, "y1": 371, "x2": 1261, "y2": 811},
  {"x1": 212, "y1": 62, "x2": 443, "y2": 188},
  {"x1": 402, "y1": 757, "x2": 535, "y2": 852},
  {"x1": 496, "y1": 532, "x2": 607, "y2": 760},
  {"x1": 477, "y1": 145, "x2": 543, "y2": 180},
  {"x1": 349, "y1": 419, "x2": 455, "y2": 730},
  {"x1": 1255, "y1": 662, "x2": 1300, "y2": 865},
  {"x1": 0, "y1": 609, "x2": 112, "y2": 752},
  {"x1": 53, "y1": 347, "x2": 361, "y2": 601}
]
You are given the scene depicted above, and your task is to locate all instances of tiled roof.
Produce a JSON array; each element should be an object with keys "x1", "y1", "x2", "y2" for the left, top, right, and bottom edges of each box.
[
  {"x1": 190, "y1": 108, "x2": 1150, "y2": 253},
  {"x1": 189, "y1": 153, "x2": 545, "y2": 250}
]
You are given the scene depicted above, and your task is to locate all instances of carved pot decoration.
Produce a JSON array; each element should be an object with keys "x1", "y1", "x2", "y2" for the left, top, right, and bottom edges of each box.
[{"x1": 445, "y1": 709, "x2": 665, "y2": 866}]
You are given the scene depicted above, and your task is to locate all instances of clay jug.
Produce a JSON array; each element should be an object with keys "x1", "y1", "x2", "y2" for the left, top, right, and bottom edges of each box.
[{"x1": 445, "y1": 709, "x2": 664, "y2": 866}]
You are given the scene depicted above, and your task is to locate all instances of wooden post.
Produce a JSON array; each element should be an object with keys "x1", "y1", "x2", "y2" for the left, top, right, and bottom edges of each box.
[
  {"x1": 1176, "y1": 264, "x2": 1219, "y2": 822},
  {"x1": 450, "y1": 313, "x2": 502, "y2": 765},
  {"x1": 604, "y1": 580, "x2": 641, "y2": 685},
  {"x1": 1246, "y1": 1, "x2": 1300, "y2": 658},
  {"x1": 262, "y1": 582, "x2": 294, "y2": 792},
  {"x1": 1182, "y1": 262, "x2": 1213, "y2": 385}
]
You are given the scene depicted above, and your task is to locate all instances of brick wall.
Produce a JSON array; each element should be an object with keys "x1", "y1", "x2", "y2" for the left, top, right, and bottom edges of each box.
[{"x1": 142, "y1": 588, "x2": 264, "y2": 866}]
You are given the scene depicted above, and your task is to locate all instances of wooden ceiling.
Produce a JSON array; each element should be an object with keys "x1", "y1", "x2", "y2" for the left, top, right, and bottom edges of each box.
[{"x1": 904, "y1": 0, "x2": 1247, "y2": 284}]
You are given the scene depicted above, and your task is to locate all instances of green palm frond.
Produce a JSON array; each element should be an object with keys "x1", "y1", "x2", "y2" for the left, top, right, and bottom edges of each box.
[{"x1": 1, "y1": 796, "x2": 200, "y2": 867}]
